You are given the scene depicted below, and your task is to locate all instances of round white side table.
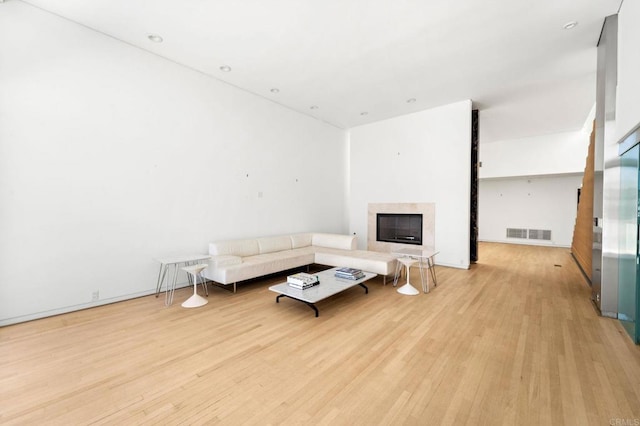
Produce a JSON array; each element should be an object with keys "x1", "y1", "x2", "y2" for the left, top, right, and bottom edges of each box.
[
  {"x1": 397, "y1": 257, "x2": 420, "y2": 295},
  {"x1": 181, "y1": 264, "x2": 209, "y2": 308}
]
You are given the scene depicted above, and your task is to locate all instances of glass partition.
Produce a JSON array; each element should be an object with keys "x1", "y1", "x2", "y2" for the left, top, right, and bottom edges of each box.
[{"x1": 618, "y1": 144, "x2": 639, "y2": 343}]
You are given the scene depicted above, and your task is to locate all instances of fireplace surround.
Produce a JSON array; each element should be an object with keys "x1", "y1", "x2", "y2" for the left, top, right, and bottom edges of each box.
[{"x1": 367, "y1": 203, "x2": 435, "y2": 253}]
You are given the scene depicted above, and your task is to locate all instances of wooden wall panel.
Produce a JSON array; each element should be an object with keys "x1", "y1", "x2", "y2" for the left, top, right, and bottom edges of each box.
[{"x1": 571, "y1": 121, "x2": 595, "y2": 281}]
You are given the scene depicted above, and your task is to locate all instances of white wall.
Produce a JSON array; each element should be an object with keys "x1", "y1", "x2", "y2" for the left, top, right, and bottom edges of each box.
[
  {"x1": 479, "y1": 129, "x2": 591, "y2": 179},
  {"x1": 0, "y1": 2, "x2": 348, "y2": 325},
  {"x1": 478, "y1": 109, "x2": 591, "y2": 249},
  {"x1": 349, "y1": 100, "x2": 472, "y2": 269},
  {"x1": 479, "y1": 175, "x2": 582, "y2": 247},
  {"x1": 616, "y1": 0, "x2": 640, "y2": 140}
]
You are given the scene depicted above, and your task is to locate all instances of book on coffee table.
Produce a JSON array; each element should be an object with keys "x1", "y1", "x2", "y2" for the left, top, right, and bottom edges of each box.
[
  {"x1": 335, "y1": 267, "x2": 365, "y2": 280},
  {"x1": 287, "y1": 272, "x2": 319, "y2": 289},
  {"x1": 287, "y1": 281, "x2": 320, "y2": 290}
]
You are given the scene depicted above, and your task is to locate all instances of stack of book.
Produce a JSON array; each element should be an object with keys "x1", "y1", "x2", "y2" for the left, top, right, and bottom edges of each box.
[
  {"x1": 335, "y1": 267, "x2": 365, "y2": 280},
  {"x1": 287, "y1": 272, "x2": 319, "y2": 290}
]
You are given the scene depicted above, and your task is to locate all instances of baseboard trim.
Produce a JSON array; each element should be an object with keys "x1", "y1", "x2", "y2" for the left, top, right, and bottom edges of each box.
[
  {"x1": 478, "y1": 239, "x2": 570, "y2": 248},
  {"x1": 434, "y1": 261, "x2": 470, "y2": 270},
  {"x1": 0, "y1": 282, "x2": 192, "y2": 327}
]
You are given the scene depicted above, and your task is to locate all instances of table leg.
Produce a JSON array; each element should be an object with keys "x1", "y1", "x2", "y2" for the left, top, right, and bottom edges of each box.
[
  {"x1": 155, "y1": 263, "x2": 168, "y2": 297},
  {"x1": 406, "y1": 264, "x2": 411, "y2": 285},
  {"x1": 419, "y1": 257, "x2": 428, "y2": 293},
  {"x1": 393, "y1": 259, "x2": 403, "y2": 287},
  {"x1": 428, "y1": 257, "x2": 438, "y2": 287},
  {"x1": 358, "y1": 283, "x2": 369, "y2": 294},
  {"x1": 165, "y1": 264, "x2": 179, "y2": 306},
  {"x1": 276, "y1": 294, "x2": 319, "y2": 317}
]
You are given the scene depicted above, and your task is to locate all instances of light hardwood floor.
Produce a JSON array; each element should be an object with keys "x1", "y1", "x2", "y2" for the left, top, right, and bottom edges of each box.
[{"x1": 1, "y1": 242, "x2": 640, "y2": 425}]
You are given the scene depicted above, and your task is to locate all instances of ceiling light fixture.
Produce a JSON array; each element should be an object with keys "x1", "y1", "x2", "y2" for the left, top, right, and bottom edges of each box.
[
  {"x1": 270, "y1": 88, "x2": 280, "y2": 93},
  {"x1": 219, "y1": 65, "x2": 232, "y2": 72},
  {"x1": 147, "y1": 34, "x2": 163, "y2": 43},
  {"x1": 563, "y1": 21, "x2": 578, "y2": 30},
  {"x1": 310, "y1": 105, "x2": 319, "y2": 110},
  {"x1": 407, "y1": 98, "x2": 416, "y2": 103}
]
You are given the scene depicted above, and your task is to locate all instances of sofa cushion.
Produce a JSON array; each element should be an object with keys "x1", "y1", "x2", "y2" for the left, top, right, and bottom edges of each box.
[
  {"x1": 290, "y1": 233, "x2": 313, "y2": 249},
  {"x1": 209, "y1": 239, "x2": 259, "y2": 257},
  {"x1": 208, "y1": 255, "x2": 242, "y2": 267},
  {"x1": 206, "y1": 248, "x2": 315, "y2": 284},
  {"x1": 314, "y1": 247, "x2": 397, "y2": 275},
  {"x1": 311, "y1": 233, "x2": 356, "y2": 250},
  {"x1": 258, "y1": 235, "x2": 293, "y2": 254}
]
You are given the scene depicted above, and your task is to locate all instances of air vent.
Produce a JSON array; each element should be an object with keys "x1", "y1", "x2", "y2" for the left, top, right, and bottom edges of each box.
[
  {"x1": 506, "y1": 228, "x2": 528, "y2": 239},
  {"x1": 528, "y1": 229, "x2": 552, "y2": 240},
  {"x1": 506, "y1": 228, "x2": 552, "y2": 241}
]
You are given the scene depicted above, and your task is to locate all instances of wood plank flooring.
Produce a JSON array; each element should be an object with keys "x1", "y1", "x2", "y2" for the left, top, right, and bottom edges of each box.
[{"x1": 1, "y1": 242, "x2": 640, "y2": 425}]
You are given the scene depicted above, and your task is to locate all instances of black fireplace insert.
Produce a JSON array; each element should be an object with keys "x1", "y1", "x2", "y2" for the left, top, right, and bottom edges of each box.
[{"x1": 376, "y1": 213, "x2": 423, "y2": 245}]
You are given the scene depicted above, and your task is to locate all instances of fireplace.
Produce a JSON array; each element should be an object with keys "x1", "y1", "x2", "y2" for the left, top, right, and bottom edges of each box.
[{"x1": 376, "y1": 213, "x2": 423, "y2": 245}]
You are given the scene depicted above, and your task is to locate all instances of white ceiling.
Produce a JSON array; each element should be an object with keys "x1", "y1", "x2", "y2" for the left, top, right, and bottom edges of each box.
[{"x1": 20, "y1": 0, "x2": 622, "y2": 142}]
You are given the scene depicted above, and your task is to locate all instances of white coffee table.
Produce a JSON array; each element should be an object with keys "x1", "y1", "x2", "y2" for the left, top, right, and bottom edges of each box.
[{"x1": 269, "y1": 267, "x2": 377, "y2": 317}]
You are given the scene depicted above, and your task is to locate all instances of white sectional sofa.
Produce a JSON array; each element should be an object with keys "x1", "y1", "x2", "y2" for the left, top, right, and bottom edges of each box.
[{"x1": 203, "y1": 233, "x2": 398, "y2": 292}]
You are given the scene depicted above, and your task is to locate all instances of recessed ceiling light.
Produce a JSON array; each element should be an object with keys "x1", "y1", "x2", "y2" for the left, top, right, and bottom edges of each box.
[
  {"x1": 147, "y1": 34, "x2": 163, "y2": 43},
  {"x1": 360, "y1": 112, "x2": 368, "y2": 116},
  {"x1": 563, "y1": 21, "x2": 578, "y2": 30},
  {"x1": 219, "y1": 65, "x2": 232, "y2": 72},
  {"x1": 270, "y1": 88, "x2": 280, "y2": 93},
  {"x1": 407, "y1": 98, "x2": 416, "y2": 103},
  {"x1": 310, "y1": 105, "x2": 319, "y2": 110}
]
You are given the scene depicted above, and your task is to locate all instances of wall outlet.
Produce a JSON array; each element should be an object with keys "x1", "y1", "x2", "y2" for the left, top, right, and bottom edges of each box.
[{"x1": 92, "y1": 290, "x2": 99, "y2": 301}]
